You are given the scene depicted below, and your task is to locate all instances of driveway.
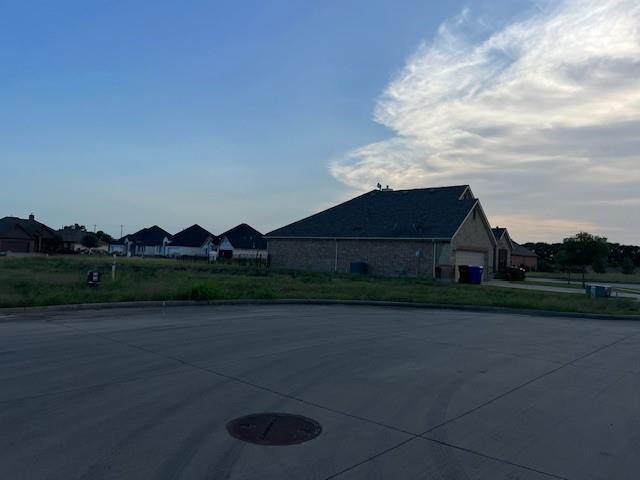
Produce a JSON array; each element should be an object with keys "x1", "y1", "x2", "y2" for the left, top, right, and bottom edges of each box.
[{"x1": 1, "y1": 305, "x2": 640, "y2": 479}]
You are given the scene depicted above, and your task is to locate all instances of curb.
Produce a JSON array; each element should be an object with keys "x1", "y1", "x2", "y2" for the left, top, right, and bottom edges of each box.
[{"x1": 1, "y1": 298, "x2": 639, "y2": 322}]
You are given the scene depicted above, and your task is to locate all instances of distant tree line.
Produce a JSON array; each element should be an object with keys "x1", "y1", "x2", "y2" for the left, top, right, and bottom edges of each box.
[{"x1": 523, "y1": 233, "x2": 639, "y2": 277}]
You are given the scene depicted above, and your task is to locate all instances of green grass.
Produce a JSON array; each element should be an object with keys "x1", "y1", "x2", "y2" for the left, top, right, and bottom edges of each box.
[{"x1": 1, "y1": 256, "x2": 638, "y2": 315}]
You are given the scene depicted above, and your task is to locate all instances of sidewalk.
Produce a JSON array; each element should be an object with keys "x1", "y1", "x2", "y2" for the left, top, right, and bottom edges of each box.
[
  {"x1": 486, "y1": 279, "x2": 640, "y2": 301},
  {"x1": 528, "y1": 277, "x2": 640, "y2": 293}
]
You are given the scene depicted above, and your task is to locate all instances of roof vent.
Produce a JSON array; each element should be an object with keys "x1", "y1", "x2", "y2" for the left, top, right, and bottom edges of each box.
[
  {"x1": 381, "y1": 185, "x2": 393, "y2": 191},
  {"x1": 28, "y1": 213, "x2": 35, "y2": 221}
]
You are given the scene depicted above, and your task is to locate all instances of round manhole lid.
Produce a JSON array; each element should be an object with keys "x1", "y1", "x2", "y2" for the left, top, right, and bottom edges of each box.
[{"x1": 226, "y1": 413, "x2": 322, "y2": 446}]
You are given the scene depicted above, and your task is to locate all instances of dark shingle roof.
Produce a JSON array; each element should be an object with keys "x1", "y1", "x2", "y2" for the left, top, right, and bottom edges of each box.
[
  {"x1": 512, "y1": 242, "x2": 537, "y2": 257},
  {"x1": 169, "y1": 224, "x2": 217, "y2": 247},
  {"x1": 123, "y1": 225, "x2": 172, "y2": 245},
  {"x1": 266, "y1": 186, "x2": 477, "y2": 240},
  {"x1": 0, "y1": 220, "x2": 30, "y2": 239},
  {"x1": 0, "y1": 216, "x2": 58, "y2": 240},
  {"x1": 220, "y1": 224, "x2": 267, "y2": 250}
]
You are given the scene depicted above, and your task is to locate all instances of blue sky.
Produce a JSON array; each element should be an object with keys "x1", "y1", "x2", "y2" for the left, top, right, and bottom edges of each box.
[{"x1": 2, "y1": 0, "x2": 638, "y2": 243}]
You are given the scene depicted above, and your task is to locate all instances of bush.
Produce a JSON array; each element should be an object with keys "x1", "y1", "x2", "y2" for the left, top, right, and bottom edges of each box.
[{"x1": 622, "y1": 257, "x2": 636, "y2": 275}]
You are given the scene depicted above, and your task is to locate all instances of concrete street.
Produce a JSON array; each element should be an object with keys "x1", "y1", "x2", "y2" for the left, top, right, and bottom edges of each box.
[{"x1": 1, "y1": 305, "x2": 640, "y2": 479}]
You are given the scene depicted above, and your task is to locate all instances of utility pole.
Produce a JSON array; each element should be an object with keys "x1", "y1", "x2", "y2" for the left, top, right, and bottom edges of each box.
[
  {"x1": 93, "y1": 224, "x2": 97, "y2": 233},
  {"x1": 120, "y1": 225, "x2": 124, "y2": 238}
]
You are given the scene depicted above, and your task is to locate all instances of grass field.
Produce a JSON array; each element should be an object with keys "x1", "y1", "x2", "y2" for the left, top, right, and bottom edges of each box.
[{"x1": 1, "y1": 256, "x2": 639, "y2": 315}]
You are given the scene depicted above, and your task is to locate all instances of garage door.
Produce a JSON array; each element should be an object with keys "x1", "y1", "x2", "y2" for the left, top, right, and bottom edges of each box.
[{"x1": 455, "y1": 250, "x2": 485, "y2": 267}]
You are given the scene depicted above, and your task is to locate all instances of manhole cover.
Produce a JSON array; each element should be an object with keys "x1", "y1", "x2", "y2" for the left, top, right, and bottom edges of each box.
[{"x1": 226, "y1": 413, "x2": 322, "y2": 446}]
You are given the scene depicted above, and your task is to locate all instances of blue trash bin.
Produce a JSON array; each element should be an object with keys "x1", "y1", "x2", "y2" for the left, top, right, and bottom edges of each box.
[{"x1": 468, "y1": 266, "x2": 484, "y2": 284}]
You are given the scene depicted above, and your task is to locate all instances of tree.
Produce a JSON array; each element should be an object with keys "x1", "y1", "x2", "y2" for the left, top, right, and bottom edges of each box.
[
  {"x1": 81, "y1": 234, "x2": 99, "y2": 249},
  {"x1": 95, "y1": 230, "x2": 114, "y2": 244},
  {"x1": 622, "y1": 257, "x2": 636, "y2": 275},
  {"x1": 63, "y1": 223, "x2": 87, "y2": 231},
  {"x1": 592, "y1": 256, "x2": 607, "y2": 274},
  {"x1": 559, "y1": 232, "x2": 610, "y2": 285}
]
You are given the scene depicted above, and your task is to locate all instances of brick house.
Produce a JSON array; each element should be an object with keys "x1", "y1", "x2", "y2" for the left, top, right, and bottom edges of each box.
[
  {"x1": 266, "y1": 185, "x2": 497, "y2": 281},
  {"x1": 511, "y1": 242, "x2": 538, "y2": 271},
  {"x1": 0, "y1": 214, "x2": 60, "y2": 253}
]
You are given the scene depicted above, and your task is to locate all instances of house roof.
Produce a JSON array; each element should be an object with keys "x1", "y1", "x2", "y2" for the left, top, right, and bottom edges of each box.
[
  {"x1": 266, "y1": 185, "x2": 479, "y2": 240},
  {"x1": 57, "y1": 228, "x2": 106, "y2": 245},
  {"x1": 492, "y1": 228, "x2": 507, "y2": 240},
  {"x1": 0, "y1": 216, "x2": 59, "y2": 240},
  {"x1": 512, "y1": 241, "x2": 538, "y2": 257},
  {"x1": 492, "y1": 227, "x2": 514, "y2": 249},
  {"x1": 122, "y1": 225, "x2": 172, "y2": 245},
  {"x1": 0, "y1": 221, "x2": 31, "y2": 239},
  {"x1": 220, "y1": 223, "x2": 267, "y2": 250},
  {"x1": 168, "y1": 224, "x2": 218, "y2": 248}
]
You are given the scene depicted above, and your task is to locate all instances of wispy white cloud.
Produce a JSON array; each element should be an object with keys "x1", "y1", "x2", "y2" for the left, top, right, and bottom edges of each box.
[{"x1": 330, "y1": 0, "x2": 640, "y2": 243}]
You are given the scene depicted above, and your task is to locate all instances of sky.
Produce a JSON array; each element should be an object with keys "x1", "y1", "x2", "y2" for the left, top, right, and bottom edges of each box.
[{"x1": 1, "y1": 0, "x2": 638, "y2": 243}]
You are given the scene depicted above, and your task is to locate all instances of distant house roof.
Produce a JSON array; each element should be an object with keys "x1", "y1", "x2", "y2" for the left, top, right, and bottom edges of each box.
[
  {"x1": 512, "y1": 241, "x2": 538, "y2": 257},
  {"x1": 0, "y1": 215, "x2": 58, "y2": 240},
  {"x1": 169, "y1": 224, "x2": 218, "y2": 248},
  {"x1": 266, "y1": 186, "x2": 479, "y2": 240},
  {"x1": 220, "y1": 223, "x2": 267, "y2": 250},
  {"x1": 122, "y1": 225, "x2": 172, "y2": 245},
  {"x1": 492, "y1": 228, "x2": 507, "y2": 240},
  {"x1": 57, "y1": 228, "x2": 105, "y2": 245},
  {"x1": 492, "y1": 227, "x2": 514, "y2": 249}
]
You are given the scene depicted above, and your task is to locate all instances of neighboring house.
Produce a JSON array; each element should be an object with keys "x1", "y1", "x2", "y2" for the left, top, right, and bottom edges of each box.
[
  {"x1": 491, "y1": 227, "x2": 514, "y2": 273},
  {"x1": 166, "y1": 224, "x2": 218, "y2": 258},
  {"x1": 119, "y1": 225, "x2": 172, "y2": 257},
  {"x1": 266, "y1": 185, "x2": 497, "y2": 281},
  {"x1": 218, "y1": 223, "x2": 267, "y2": 259},
  {"x1": 511, "y1": 242, "x2": 538, "y2": 271},
  {"x1": 109, "y1": 239, "x2": 127, "y2": 255},
  {"x1": 0, "y1": 214, "x2": 60, "y2": 253},
  {"x1": 57, "y1": 227, "x2": 108, "y2": 253}
]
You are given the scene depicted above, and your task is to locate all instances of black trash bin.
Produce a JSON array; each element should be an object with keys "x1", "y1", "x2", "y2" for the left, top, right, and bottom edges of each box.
[{"x1": 458, "y1": 265, "x2": 470, "y2": 284}]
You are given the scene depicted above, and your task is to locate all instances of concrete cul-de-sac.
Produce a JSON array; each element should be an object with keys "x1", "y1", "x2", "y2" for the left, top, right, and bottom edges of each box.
[{"x1": 1, "y1": 305, "x2": 639, "y2": 479}]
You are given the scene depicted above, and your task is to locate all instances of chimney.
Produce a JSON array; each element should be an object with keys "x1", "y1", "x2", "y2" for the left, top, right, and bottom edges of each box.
[{"x1": 28, "y1": 213, "x2": 35, "y2": 221}]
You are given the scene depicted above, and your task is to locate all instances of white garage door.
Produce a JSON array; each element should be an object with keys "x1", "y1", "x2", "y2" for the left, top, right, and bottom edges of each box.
[{"x1": 455, "y1": 250, "x2": 485, "y2": 268}]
